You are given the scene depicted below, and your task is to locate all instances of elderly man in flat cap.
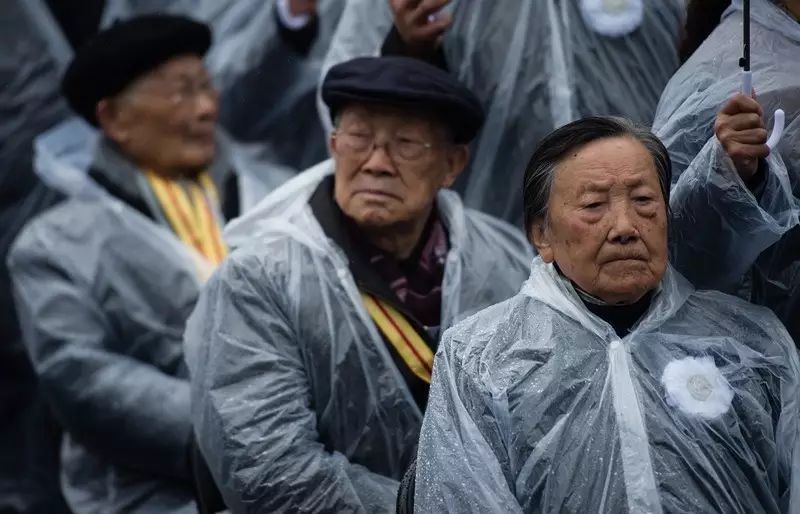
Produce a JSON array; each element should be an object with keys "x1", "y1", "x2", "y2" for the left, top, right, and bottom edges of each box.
[
  {"x1": 7, "y1": 14, "x2": 240, "y2": 514},
  {"x1": 184, "y1": 55, "x2": 533, "y2": 512}
]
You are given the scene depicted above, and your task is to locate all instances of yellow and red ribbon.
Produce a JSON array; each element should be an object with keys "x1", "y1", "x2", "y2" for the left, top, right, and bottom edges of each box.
[
  {"x1": 145, "y1": 171, "x2": 228, "y2": 266},
  {"x1": 361, "y1": 292, "x2": 434, "y2": 384}
]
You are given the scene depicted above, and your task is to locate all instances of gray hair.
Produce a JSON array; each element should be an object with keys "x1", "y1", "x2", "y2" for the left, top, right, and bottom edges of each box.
[{"x1": 522, "y1": 116, "x2": 672, "y2": 232}]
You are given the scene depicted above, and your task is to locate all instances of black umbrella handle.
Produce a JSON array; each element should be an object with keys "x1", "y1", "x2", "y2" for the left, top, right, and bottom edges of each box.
[
  {"x1": 740, "y1": 0, "x2": 752, "y2": 94},
  {"x1": 737, "y1": 0, "x2": 786, "y2": 148},
  {"x1": 740, "y1": 0, "x2": 750, "y2": 70}
]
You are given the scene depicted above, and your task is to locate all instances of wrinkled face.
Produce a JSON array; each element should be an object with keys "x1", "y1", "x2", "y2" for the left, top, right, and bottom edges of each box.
[
  {"x1": 98, "y1": 54, "x2": 218, "y2": 176},
  {"x1": 330, "y1": 104, "x2": 467, "y2": 231},
  {"x1": 531, "y1": 137, "x2": 668, "y2": 305}
]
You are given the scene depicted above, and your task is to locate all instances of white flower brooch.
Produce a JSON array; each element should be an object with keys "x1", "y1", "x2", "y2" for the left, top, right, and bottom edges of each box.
[
  {"x1": 661, "y1": 357, "x2": 734, "y2": 420},
  {"x1": 579, "y1": 0, "x2": 644, "y2": 38}
]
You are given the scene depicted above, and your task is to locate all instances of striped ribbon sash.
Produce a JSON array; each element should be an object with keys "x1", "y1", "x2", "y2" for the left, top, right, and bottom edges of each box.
[
  {"x1": 361, "y1": 292, "x2": 434, "y2": 384},
  {"x1": 145, "y1": 171, "x2": 228, "y2": 266}
]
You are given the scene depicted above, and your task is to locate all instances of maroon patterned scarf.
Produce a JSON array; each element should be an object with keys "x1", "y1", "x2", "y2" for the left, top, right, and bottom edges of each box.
[{"x1": 360, "y1": 212, "x2": 449, "y2": 337}]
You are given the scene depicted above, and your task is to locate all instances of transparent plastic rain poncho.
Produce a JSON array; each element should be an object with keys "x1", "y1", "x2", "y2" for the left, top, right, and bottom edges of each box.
[
  {"x1": 318, "y1": 0, "x2": 684, "y2": 223},
  {"x1": 415, "y1": 257, "x2": 800, "y2": 513},
  {"x1": 7, "y1": 140, "x2": 222, "y2": 513},
  {"x1": 653, "y1": 0, "x2": 800, "y2": 342},
  {"x1": 102, "y1": 0, "x2": 345, "y2": 172},
  {"x1": 0, "y1": 2, "x2": 72, "y2": 512},
  {"x1": 184, "y1": 162, "x2": 533, "y2": 513}
]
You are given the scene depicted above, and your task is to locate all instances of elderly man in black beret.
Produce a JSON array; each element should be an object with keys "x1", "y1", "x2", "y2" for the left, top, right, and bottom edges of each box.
[
  {"x1": 183, "y1": 55, "x2": 533, "y2": 512},
  {"x1": 7, "y1": 14, "x2": 240, "y2": 514}
]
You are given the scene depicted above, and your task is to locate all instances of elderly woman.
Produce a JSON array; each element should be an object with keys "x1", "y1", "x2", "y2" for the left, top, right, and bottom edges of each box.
[{"x1": 412, "y1": 117, "x2": 800, "y2": 513}]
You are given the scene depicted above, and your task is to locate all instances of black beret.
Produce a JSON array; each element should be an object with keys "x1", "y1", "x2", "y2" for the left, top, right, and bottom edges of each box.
[
  {"x1": 61, "y1": 14, "x2": 212, "y2": 126},
  {"x1": 322, "y1": 56, "x2": 485, "y2": 144}
]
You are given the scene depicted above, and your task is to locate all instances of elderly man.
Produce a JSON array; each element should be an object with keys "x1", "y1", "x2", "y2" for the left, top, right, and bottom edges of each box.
[
  {"x1": 103, "y1": 0, "x2": 346, "y2": 173},
  {"x1": 319, "y1": 0, "x2": 685, "y2": 223},
  {"x1": 412, "y1": 117, "x2": 800, "y2": 513},
  {"x1": 184, "y1": 56, "x2": 532, "y2": 512},
  {"x1": 7, "y1": 15, "x2": 239, "y2": 514}
]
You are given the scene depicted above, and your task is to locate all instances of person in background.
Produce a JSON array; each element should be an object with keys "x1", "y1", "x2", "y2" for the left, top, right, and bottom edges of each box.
[
  {"x1": 411, "y1": 116, "x2": 800, "y2": 513},
  {"x1": 206, "y1": 0, "x2": 346, "y2": 173},
  {"x1": 7, "y1": 15, "x2": 239, "y2": 513},
  {"x1": 1, "y1": 2, "x2": 74, "y2": 512},
  {"x1": 82, "y1": 0, "x2": 345, "y2": 181},
  {"x1": 184, "y1": 56, "x2": 533, "y2": 513},
  {"x1": 44, "y1": 0, "x2": 106, "y2": 50},
  {"x1": 319, "y1": 0, "x2": 685, "y2": 225},
  {"x1": 274, "y1": 0, "x2": 324, "y2": 55},
  {"x1": 654, "y1": 0, "x2": 800, "y2": 344},
  {"x1": 678, "y1": 0, "x2": 735, "y2": 63}
]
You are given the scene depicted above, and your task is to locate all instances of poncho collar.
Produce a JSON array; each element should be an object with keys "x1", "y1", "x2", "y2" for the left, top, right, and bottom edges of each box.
[{"x1": 521, "y1": 256, "x2": 694, "y2": 341}]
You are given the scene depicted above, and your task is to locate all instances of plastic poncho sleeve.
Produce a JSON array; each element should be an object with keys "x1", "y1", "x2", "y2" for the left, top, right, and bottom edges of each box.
[
  {"x1": 185, "y1": 251, "x2": 400, "y2": 513},
  {"x1": 201, "y1": 1, "x2": 299, "y2": 93},
  {"x1": 669, "y1": 137, "x2": 799, "y2": 292},
  {"x1": 316, "y1": 0, "x2": 393, "y2": 134},
  {"x1": 745, "y1": 302, "x2": 800, "y2": 512},
  {"x1": 414, "y1": 331, "x2": 523, "y2": 513},
  {"x1": 8, "y1": 236, "x2": 192, "y2": 481},
  {"x1": 773, "y1": 325, "x2": 800, "y2": 512},
  {"x1": 209, "y1": 0, "x2": 334, "y2": 171}
]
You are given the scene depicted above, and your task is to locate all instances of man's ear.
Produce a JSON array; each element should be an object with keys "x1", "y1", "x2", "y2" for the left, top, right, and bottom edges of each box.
[
  {"x1": 96, "y1": 98, "x2": 129, "y2": 145},
  {"x1": 529, "y1": 219, "x2": 555, "y2": 263},
  {"x1": 329, "y1": 131, "x2": 338, "y2": 157},
  {"x1": 442, "y1": 144, "x2": 469, "y2": 188}
]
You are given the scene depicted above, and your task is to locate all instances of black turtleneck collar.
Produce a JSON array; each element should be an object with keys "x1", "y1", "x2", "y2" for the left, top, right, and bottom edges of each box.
[
  {"x1": 581, "y1": 291, "x2": 653, "y2": 338},
  {"x1": 553, "y1": 262, "x2": 654, "y2": 337}
]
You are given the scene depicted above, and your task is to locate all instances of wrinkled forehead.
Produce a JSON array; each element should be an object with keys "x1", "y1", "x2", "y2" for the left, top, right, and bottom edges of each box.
[
  {"x1": 553, "y1": 136, "x2": 662, "y2": 193},
  {"x1": 337, "y1": 103, "x2": 447, "y2": 136}
]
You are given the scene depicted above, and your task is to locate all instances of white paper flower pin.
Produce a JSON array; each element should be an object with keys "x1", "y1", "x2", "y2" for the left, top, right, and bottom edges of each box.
[
  {"x1": 661, "y1": 357, "x2": 734, "y2": 420},
  {"x1": 579, "y1": 0, "x2": 644, "y2": 38}
]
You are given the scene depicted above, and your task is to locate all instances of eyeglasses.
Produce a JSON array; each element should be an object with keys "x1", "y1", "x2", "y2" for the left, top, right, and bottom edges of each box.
[
  {"x1": 332, "y1": 130, "x2": 435, "y2": 162},
  {"x1": 134, "y1": 78, "x2": 219, "y2": 107}
]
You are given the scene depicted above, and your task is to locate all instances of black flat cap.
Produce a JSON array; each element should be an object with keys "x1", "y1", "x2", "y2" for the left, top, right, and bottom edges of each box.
[
  {"x1": 61, "y1": 14, "x2": 212, "y2": 126},
  {"x1": 322, "y1": 56, "x2": 485, "y2": 144}
]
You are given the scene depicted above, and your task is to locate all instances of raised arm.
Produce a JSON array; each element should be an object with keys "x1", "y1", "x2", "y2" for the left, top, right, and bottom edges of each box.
[{"x1": 669, "y1": 94, "x2": 798, "y2": 291}]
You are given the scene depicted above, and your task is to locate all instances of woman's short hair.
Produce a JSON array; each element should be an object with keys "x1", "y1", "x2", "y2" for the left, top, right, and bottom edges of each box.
[{"x1": 522, "y1": 116, "x2": 672, "y2": 232}]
